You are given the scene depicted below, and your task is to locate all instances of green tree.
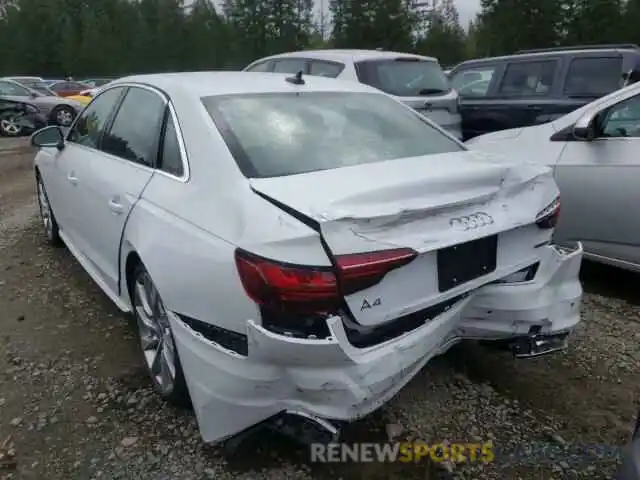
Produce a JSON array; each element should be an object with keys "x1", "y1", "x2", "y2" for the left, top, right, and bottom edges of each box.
[
  {"x1": 415, "y1": 0, "x2": 467, "y2": 66},
  {"x1": 561, "y1": 0, "x2": 625, "y2": 45},
  {"x1": 475, "y1": 0, "x2": 564, "y2": 55},
  {"x1": 330, "y1": 0, "x2": 417, "y2": 51}
]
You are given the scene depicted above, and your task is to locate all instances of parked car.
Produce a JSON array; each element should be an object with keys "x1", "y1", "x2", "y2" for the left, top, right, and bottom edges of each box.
[
  {"x1": 0, "y1": 98, "x2": 47, "y2": 136},
  {"x1": 48, "y1": 80, "x2": 92, "y2": 97},
  {"x1": 8, "y1": 76, "x2": 58, "y2": 96},
  {"x1": 80, "y1": 78, "x2": 112, "y2": 88},
  {"x1": 30, "y1": 71, "x2": 582, "y2": 447},
  {"x1": 449, "y1": 43, "x2": 640, "y2": 140},
  {"x1": 466, "y1": 78, "x2": 640, "y2": 272},
  {"x1": 0, "y1": 77, "x2": 84, "y2": 126},
  {"x1": 244, "y1": 49, "x2": 462, "y2": 139}
]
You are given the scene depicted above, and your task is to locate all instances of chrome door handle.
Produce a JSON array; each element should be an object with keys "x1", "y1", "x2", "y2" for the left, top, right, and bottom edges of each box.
[
  {"x1": 67, "y1": 173, "x2": 78, "y2": 185},
  {"x1": 108, "y1": 199, "x2": 124, "y2": 214}
]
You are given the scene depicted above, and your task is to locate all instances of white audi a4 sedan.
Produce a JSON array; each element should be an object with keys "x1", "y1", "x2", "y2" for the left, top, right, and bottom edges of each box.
[{"x1": 30, "y1": 71, "x2": 583, "y2": 446}]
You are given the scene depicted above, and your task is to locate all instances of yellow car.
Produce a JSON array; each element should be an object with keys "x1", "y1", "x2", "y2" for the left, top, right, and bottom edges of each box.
[
  {"x1": 66, "y1": 94, "x2": 92, "y2": 105},
  {"x1": 66, "y1": 87, "x2": 98, "y2": 105}
]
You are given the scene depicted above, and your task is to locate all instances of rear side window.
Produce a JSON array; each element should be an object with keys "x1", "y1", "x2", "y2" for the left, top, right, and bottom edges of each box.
[
  {"x1": 451, "y1": 66, "x2": 497, "y2": 97},
  {"x1": 564, "y1": 57, "x2": 623, "y2": 97},
  {"x1": 272, "y1": 59, "x2": 307, "y2": 74},
  {"x1": 101, "y1": 87, "x2": 165, "y2": 166},
  {"x1": 498, "y1": 60, "x2": 557, "y2": 96},
  {"x1": 355, "y1": 58, "x2": 450, "y2": 97},
  {"x1": 202, "y1": 91, "x2": 463, "y2": 178},
  {"x1": 158, "y1": 112, "x2": 184, "y2": 177},
  {"x1": 245, "y1": 61, "x2": 271, "y2": 72},
  {"x1": 309, "y1": 61, "x2": 344, "y2": 78}
]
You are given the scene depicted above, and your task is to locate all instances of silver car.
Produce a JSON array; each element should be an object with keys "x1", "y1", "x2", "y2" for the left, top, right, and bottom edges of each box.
[
  {"x1": 0, "y1": 77, "x2": 84, "y2": 126},
  {"x1": 466, "y1": 80, "x2": 640, "y2": 273},
  {"x1": 244, "y1": 49, "x2": 462, "y2": 139}
]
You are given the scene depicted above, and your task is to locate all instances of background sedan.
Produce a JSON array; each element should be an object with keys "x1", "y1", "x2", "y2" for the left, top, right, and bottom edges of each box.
[{"x1": 0, "y1": 77, "x2": 84, "y2": 126}]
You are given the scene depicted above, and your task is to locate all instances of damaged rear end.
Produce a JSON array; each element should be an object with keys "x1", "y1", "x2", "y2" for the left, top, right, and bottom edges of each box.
[{"x1": 169, "y1": 88, "x2": 583, "y2": 447}]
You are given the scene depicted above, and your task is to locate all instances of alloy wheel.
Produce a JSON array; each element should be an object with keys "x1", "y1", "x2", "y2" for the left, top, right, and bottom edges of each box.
[
  {"x1": 0, "y1": 118, "x2": 21, "y2": 136},
  {"x1": 56, "y1": 108, "x2": 74, "y2": 126},
  {"x1": 36, "y1": 177, "x2": 53, "y2": 240},
  {"x1": 133, "y1": 271, "x2": 178, "y2": 395}
]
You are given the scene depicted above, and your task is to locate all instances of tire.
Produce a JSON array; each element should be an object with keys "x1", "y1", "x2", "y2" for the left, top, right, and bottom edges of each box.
[
  {"x1": 50, "y1": 105, "x2": 76, "y2": 127},
  {"x1": 0, "y1": 112, "x2": 23, "y2": 137},
  {"x1": 36, "y1": 173, "x2": 63, "y2": 247},
  {"x1": 130, "y1": 263, "x2": 190, "y2": 406}
]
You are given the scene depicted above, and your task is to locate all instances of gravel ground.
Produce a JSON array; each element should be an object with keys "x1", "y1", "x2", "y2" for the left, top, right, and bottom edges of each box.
[{"x1": 0, "y1": 139, "x2": 638, "y2": 479}]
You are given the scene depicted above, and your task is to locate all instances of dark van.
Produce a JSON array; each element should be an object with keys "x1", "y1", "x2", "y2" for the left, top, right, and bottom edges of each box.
[{"x1": 449, "y1": 44, "x2": 640, "y2": 141}]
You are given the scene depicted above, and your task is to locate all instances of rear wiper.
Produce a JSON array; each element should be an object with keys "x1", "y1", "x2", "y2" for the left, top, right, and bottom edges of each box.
[{"x1": 418, "y1": 88, "x2": 448, "y2": 95}]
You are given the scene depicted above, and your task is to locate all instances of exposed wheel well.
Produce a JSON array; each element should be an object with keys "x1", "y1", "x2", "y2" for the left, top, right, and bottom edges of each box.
[{"x1": 125, "y1": 251, "x2": 142, "y2": 301}]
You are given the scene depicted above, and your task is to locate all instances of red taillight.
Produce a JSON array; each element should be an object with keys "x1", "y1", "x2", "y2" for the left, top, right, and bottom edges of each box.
[
  {"x1": 535, "y1": 196, "x2": 561, "y2": 229},
  {"x1": 336, "y1": 248, "x2": 418, "y2": 295},
  {"x1": 234, "y1": 247, "x2": 419, "y2": 312},
  {"x1": 235, "y1": 249, "x2": 340, "y2": 313}
]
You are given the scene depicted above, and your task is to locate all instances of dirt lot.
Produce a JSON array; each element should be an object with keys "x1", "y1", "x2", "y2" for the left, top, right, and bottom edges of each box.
[{"x1": 0, "y1": 139, "x2": 638, "y2": 479}]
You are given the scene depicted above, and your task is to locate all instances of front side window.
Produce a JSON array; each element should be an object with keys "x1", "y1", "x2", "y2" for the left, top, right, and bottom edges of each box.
[
  {"x1": 202, "y1": 92, "x2": 463, "y2": 178},
  {"x1": 0, "y1": 81, "x2": 30, "y2": 96},
  {"x1": 355, "y1": 58, "x2": 450, "y2": 97},
  {"x1": 601, "y1": 95, "x2": 640, "y2": 138},
  {"x1": 67, "y1": 87, "x2": 125, "y2": 149},
  {"x1": 564, "y1": 57, "x2": 623, "y2": 97},
  {"x1": 272, "y1": 59, "x2": 308, "y2": 74},
  {"x1": 498, "y1": 60, "x2": 558, "y2": 96},
  {"x1": 101, "y1": 87, "x2": 166, "y2": 166}
]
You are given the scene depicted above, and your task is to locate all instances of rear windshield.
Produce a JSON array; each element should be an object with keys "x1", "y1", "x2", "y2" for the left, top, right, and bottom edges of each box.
[
  {"x1": 202, "y1": 91, "x2": 463, "y2": 178},
  {"x1": 355, "y1": 58, "x2": 451, "y2": 97}
]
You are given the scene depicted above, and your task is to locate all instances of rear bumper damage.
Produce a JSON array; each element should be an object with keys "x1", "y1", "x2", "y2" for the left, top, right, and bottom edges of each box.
[{"x1": 169, "y1": 242, "x2": 583, "y2": 445}]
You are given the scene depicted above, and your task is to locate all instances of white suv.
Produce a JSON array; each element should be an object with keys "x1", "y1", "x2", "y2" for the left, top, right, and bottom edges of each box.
[{"x1": 244, "y1": 49, "x2": 462, "y2": 139}]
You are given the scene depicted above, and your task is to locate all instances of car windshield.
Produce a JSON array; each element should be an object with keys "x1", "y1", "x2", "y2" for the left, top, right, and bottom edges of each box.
[
  {"x1": 355, "y1": 58, "x2": 451, "y2": 97},
  {"x1": 14, "y1": 79, "x2": 52, "y2": 96},
  {"x1": 202, "y1": 91, "x2": 463, "y2": 178}
]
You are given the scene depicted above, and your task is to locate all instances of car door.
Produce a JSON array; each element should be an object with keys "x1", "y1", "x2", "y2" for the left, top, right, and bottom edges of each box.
[
  {"x1": 42, "y1": 87, "x2": 127, "y2": 254},
  {"x1": 490, "y1": 58, "x2": 561, "y2": 129},
  {"x1": 67, "y1": 86, "x2": 166, "y2": 294},
  {"x1": 553, "y1": 92, "x2": 640, "y2": 266},
  {"x1": 451, "y1": 63, "x2": 502, "y2": 140}
]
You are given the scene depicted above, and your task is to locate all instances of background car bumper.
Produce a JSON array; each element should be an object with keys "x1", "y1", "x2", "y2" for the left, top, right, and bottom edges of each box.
[{"x1": 169, "y1": 242, "x2": 583, "y2": 445}]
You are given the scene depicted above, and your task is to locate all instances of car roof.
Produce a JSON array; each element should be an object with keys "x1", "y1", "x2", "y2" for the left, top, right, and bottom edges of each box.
[
  {"x1": 454, "y1": 46, "x2": 639, "y2": 69},
  {"x1": 249, "y1": 49, "x2": 438, "y2": 64},
  {"x1": 111, "y1": 71, "x2": 384, "y2": 98},
  {"x1": 8, "y1": 76, "x2": 44, "y2": 80}
]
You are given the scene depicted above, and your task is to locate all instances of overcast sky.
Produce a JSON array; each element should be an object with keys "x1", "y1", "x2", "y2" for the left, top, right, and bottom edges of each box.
[{"x1": 454, "y1": 0, "x2": 481, "y2": 26}]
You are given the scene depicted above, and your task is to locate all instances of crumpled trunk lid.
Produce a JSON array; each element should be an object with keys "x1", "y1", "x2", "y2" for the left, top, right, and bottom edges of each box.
[{"x1": 250, "y1": 150, "x2": 558, "y2": 326}]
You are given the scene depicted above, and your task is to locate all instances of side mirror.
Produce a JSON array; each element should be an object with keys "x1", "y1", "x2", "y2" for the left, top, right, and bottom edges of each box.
[
  {"x1": 30, "y1": 125, "x2": 65, "y2": 150},
  {"x1": 572, "y1": 112, "x2": 597, "y2": 141}
]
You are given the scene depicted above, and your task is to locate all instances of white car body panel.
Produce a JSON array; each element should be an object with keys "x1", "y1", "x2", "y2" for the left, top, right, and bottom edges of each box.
[
  {"x1": 32, "y1": 72, "x2": 583, "y2": 446},
  {"x1": 467, "y1": 81, "x2": 640, "y2": 271}
]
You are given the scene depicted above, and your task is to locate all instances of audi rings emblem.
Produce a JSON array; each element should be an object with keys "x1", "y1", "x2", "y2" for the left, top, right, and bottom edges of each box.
[{"x1": 449, "y1": 212, "x2": 494, "y2": 231}]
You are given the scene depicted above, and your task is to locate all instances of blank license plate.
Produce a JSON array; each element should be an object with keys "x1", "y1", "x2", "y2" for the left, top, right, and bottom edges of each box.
[{"x1": 437, "y1": 235, "x2": 498, "y2": 292}]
